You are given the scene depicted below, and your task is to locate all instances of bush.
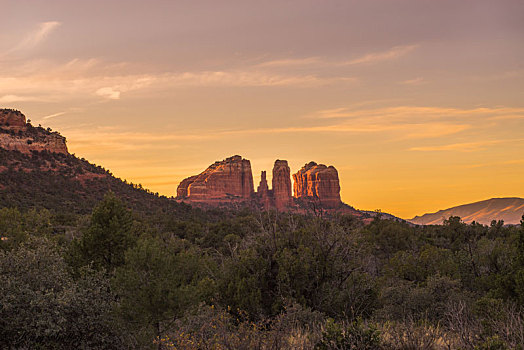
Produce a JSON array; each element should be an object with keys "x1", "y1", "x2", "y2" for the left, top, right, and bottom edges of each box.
[{"x1": 315, "y1": 318, "x2": 382, "y2": 350}]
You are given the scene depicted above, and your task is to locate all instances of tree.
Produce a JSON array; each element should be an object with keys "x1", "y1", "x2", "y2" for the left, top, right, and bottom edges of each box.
[
  {"x1": 71, "y1": 192, "x2": 136, "y2": 272},
  {"x1": 515, "y1": 215, "x2": 524, "y2": 305},
  {"x1": 0, "y1": 238, "x2": 127, "y2": 349},
  {"x1": 112, "y1": 237, "x2": 209, "y2": 348}
]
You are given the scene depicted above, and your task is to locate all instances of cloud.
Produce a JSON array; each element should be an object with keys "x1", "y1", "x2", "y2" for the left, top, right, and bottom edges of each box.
[
  {"x1": 61, "y1": 119, "x2": 471, "y2": 157},
  {"x1": 95, "y1": 87, "x2": 121, "y2": 100},
  {"x1": 6, "y1": 21, "x2": 61, "y2": 55},
  {"x1": 313, "y1": 105, "x2": 524, "y2": 121},
  {"x1": 345, "y1": 45, "x2": 417, "y2": 65},
  {"x1": 409, "y1": 141, "x2": 496, "y2": 152},
  {"x1": 0, "y1": 58, "x2": 356, "y2": 104},
  {"x1": 471, "y1": 70, "x2": 524, "y2": 82},
  {"x1": 43, "y1": 111, "x2": 66, "y2": 120},
  {"x1": 409, "y1": 139, "x2": 524, "y2": 152},
  {"x1": 403, "y1": 123, "x2": 471, "y2": 139},
  {"x1": 255, "y1": 46, "x2": 417, "y2": 70},
  {"x1": 400, "y1": 77, "x2": 425, "y2": 85},
  {"x1": 464, "y1": 159, "x2": 524, "y2": 169},
  {"x1": 0, "y1": 94, "x2": 32, "y2": 103},
  {"x1": 164, "y1": 71, "x2": 331, "y2": 87},
  {"x1": 255, "y1": 57, "x2": 321, "y2": 68},
  {"x1": 300, "y1": 105, "x2": 524, "y2": 140},
  {"x1": 487, "y1": 114, "x2": 524, "y2": 121}
]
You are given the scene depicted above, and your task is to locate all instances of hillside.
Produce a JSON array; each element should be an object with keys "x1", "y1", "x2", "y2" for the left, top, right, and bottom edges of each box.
[
  {"x1": 0, "y1": 109, "x2": 202, "y2": 219},
  {"x1": 0, "y1": 147, "x2": 192, "y2": 216},
  {"x1": 409, "y1": 197, "x2": 524, "y2": 225}
]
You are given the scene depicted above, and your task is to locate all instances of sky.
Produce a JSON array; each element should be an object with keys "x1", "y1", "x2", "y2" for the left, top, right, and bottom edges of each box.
[{"x1": 1, "y1": 0, "x2": 523, "y2": 218}]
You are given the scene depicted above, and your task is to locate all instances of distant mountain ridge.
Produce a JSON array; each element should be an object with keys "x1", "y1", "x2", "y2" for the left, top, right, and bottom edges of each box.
[{"x1": 409, "y1": 197, "x2": 524, "y2": 225}]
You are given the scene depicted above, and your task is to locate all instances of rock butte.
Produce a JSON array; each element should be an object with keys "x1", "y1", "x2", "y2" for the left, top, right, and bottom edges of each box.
[
  {"x1": 272, "y1": 160, "x2": 292, "y2": 209},
  {"x1": 293, "y1": 161, "x2": 341, "y2": 208},
  {"x1": 177, "y1": 156, "x2": 342, "y2": 210},
  {"x1": 0, "y1": 109, "x2": 68, "y2": 154},
  {"x1": 176, "y1": 155, "x2": 254, "y2": 202}
]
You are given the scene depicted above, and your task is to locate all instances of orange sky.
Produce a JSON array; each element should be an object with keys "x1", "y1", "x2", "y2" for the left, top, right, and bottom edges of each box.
[{"x1": 1, "y1": 0, "x2": 523, "y2": 218}]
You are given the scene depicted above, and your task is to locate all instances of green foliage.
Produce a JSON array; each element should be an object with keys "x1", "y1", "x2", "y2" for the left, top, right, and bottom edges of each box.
[
  {"x1": 71, "y1": 192, "x2": 136, "y2": 272},
  {"x1": 112, "y1": 236, "x2": 210, "y2": 346},
  {"x1": 475, "y1": 336, "x2": 510, "y2": 350},
  {"x1": 1, "y1": 188, "x2": 524, "y2": 349},
  {"x1": 0, "y1": 207, "x2": 56, "y2": 250},
  {"x1": 315, "y1": 318, "x2": 382, "y2": 350},
  {"x1": 0, "y1": 148, "x2": 184, "y2": 216},
  {"x1": 389, "y1": 245, "x2": 458, "y2": 282},
  {"x1": 217, "y1": 214, "x2": 378, "y2": 320},
  {"x1": 0, "y1": 237, "x2": 127, "y2": 349}
]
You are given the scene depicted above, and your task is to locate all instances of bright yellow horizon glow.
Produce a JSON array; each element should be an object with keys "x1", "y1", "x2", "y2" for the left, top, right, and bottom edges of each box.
[{"x1": 2, "y1": 1, "x2": 523, "y2": 218}]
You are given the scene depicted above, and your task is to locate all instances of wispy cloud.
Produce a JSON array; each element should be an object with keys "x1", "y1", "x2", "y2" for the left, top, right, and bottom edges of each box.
[
  {"x1": 403, "y1": 123, "x2": 471, "y2": 139},
  {"x1": 464, "y1": 159, "x2": 524, "y2": 169},
  {"x1": 410, "y1": 138, "x2": 524, "y2": 152},
  {"x1": 313, "y1": 106, "x2": 524, "y2": 121},
  {"x1": 471, "y1": 69, "x2": 524, "y2": 82},
  {"x1": 255, "y1": 57, "x2": 320, "y2": 68},
  {"x1": 96, "y1": 87, "x2": 121, "y2": 100},
  {"x1": 0, "y1": 94, "x2": 33, "y2": 103},
  {"x1": 5, "y1": 21, "x2": 61, "y2": 55},
  {"x1": 0, "y1": 57, "x2": 356, "y2": 104},
  {"x1": 43, "y1": 111, "x2": 66, "y2": 120},
  {"x1": 304, "y1": 105, "x2": 524, "y2": 141},
  {"x1": 57, "y1": 103, "x2": 522, "y2": 158},
  {"x1": 400, "y1": 77, "x2": 425, "y2": 85},
  {"x1": 63, "y1": 120, "x2": 469, "y2": 152},
  {"x1": 255, "y1": 45, "x2": 417, "y2": 69},
  {"x1": 345, "y1": 45, "x2": 417, "y2": 65},
  {"x1": 164, "y1": 71, "x2": 331, "y2": 87},
  {"x1": 410, "y1": 141, "x2": 491, "y2": 152}
]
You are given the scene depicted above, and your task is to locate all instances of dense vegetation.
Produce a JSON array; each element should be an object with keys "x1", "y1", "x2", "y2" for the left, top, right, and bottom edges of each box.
[
  {"x1": 1, "y1": 190, "x2": 523, "y2": 349},
  {"x1": 0, "y1": 148, "x2": 190, "y2": 217}
]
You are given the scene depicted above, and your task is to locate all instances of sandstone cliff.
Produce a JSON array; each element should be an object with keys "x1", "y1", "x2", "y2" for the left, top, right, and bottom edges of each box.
[
  {"x1": 176, "y1": 155, "x2": 254, "y2": 201},
  {"x1": 256, "y1": 171, "x2": 271, "y2": 209},
  {"x1": 292, "y1": 161, "x2": 341, "y2": 207},
  {"x1": 176, "y1": 156, "x2": 346, "y2": 211},
  {"x1": 272, "y1": 160, "x2": 292, "y2": 209},
  {"x1": 176, "y1": 175, "x2": 199, "y2": 198},
  {"x1": 0, "y1": 109, "x2": 27, "y2": 129},
  {"x1": 0, "y1": 109, "x2": 68, "y2": 154}
]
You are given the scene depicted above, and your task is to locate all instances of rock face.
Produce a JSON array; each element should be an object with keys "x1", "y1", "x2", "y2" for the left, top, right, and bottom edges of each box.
[
  {"x1": 176, "y1": 175, "x2": 199, "y2": 198},
  {"x1": 0, "y1": 109, "x2": 27, "y2": 130},
  {"x1": 272, "y1": 160, "x2": 292, "y2": 209},
  {"x1": 176, "y1": 155, "x2": 254, "y2": 201},
  {"x1": 0, "y1": 109, "x2": 68, "y2": 154},
  {"x1": 176, "y1": 156, "x2": 345, "y2": 211},
  {"x1": 292, "y1": 162, "x2": 341, "y2": 207},
  {"x1": 257, "y1": 171, "x2": 270, "y2": 209}
]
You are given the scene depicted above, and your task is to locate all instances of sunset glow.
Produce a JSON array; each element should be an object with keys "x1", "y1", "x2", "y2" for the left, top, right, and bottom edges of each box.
[{"x1": 1, "y1": 0, "x2": 523, "y2": 218}]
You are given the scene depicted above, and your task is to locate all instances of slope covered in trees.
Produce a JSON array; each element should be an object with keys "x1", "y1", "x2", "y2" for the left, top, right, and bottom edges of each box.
[{"x1": 0, "y1": 148, "x2": 201, "y2": 219}]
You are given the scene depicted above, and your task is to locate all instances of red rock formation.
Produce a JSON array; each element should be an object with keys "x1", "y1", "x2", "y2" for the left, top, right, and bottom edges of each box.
[
  {"x1": 0, "y1": 109, "x2": 27, "y2": 130},
  {"x1": 176, "y1": 175, "x2": 199, "y2": 198},
  {"x1": 0, "y1": 109, "x2": 68, "y2": 154},
  {"x1": 176, "y1": 155, "x2": 254, "y2": 201},
  {"x1": 257, "y1": 171, "x2": 270, "y2": 209},
  {"x1": 257, "y1": 171, "x2": 269, "y2": 194},
  {"x1": 272, "y1": 160, "x2": 292, "y2": 209},
  {"x1": 176, "y1": 156, "x2": 346, "y2": 211},
  {"x1": 292, "y1": 161, "x2": 341, "y2": 207}
]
